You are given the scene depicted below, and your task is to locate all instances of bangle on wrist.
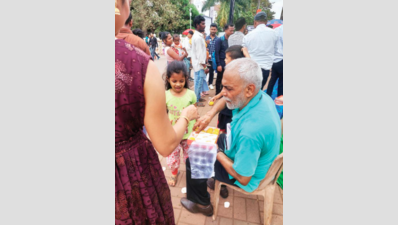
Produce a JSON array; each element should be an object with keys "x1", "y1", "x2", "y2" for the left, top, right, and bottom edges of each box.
[{"x1": 180, "y1": 116, "x2": 190, "y2": 125}]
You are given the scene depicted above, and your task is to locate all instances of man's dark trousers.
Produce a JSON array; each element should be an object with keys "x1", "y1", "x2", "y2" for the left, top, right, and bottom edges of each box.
[
  {"x1": 208, "y1": 61, "x2": 215, "y2": 86},
  {"x1": 261, "y1": 68, "x2": 271, "y2": 90},
  {"x1": 215, "y1": 67, "x2": 225, "y2": 95},
  {"x1": 185, "y1": 134, "x2": 237, "y2": 206},
  {"x1": 266, "y1": 60, "x2": 283, "y2": 97}
]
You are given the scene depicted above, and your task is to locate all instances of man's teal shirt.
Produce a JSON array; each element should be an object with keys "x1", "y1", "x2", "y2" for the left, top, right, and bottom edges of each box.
[{"x1": 224, "y1": 91, "x2": 281, "y2": 192}]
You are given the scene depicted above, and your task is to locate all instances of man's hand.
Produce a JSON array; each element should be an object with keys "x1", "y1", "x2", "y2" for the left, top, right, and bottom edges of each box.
[
  {"x1": 217, "y1": 66, "x2": 222, "y2": 72},
  {"x1": 193, "y1": 113, "x2": 213, "y2": 133},
  {"x1": 206, "y1": 40, "x2": 210, "y2": 44},
  {"x1": 242, "y1": 47, "x2": 251, "y2": 58},
  {"x1": 208, "y1": 96, "x2": 218, "y2": 105},
  {"x1": 217, "y1": 151, "x2": 252, "y2": 186}
]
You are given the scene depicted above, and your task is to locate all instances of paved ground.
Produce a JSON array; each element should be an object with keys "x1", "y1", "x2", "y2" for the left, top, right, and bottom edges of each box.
[{"x1": 154, "y1": 56, "x2": 283, "y2": 225}]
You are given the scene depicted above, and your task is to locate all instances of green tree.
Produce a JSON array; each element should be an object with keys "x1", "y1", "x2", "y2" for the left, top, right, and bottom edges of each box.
[
  {"x1": 202, "y1": 0, "x2": 275, "y2": 29},
  {"x1": 169, "y1": 0, "x2": 200, "y2": 33},
  {"x1": 130, "y1": 0, "x2": 200, "y2": 35},
  {"x1": 130, "y1": 0, "x2": 177, "y2": 35}
]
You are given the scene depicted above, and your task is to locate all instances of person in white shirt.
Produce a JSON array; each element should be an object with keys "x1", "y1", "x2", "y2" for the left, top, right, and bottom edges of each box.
[
  {"x1": 183, "y1": 30, "x2": 194, "y2": 81},
  {"x1": 191, "y1": 15, "x2": 208, "y2": 107},
  {"x1": 242, "y1": 12, "x2": 277, "y2": 89},
  {"x1": 266, "y1": 25, "x2": 283, "y2": 100},
  {"x1": 228, "y1": 17, "x2": 246, "y2": 47}
]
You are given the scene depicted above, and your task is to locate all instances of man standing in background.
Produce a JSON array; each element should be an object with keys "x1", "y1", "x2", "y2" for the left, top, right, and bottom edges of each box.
[
  {"x1": 228, "y1": 17, "x2": 246, "y2": 47},
  {"x1": 205, "y1": 23, "x2": 218, "y2": 90},
  {"x1": 191, "y1": 15, "x2": 208, "y2": 106},
  {"x1": 242, "y1": 12, "x2": 277, "y2": 89},
  {"x1": 149, "y1": 33, "x2": 160, "y2": 60},
  {"x1": 267, "y1": 24, "x2": 283, "y2": 104},
  {"x1": 214, "y1": 24, "x2": 234, "y2": 95}
]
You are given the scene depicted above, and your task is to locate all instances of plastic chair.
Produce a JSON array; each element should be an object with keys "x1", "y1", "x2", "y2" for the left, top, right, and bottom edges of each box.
[{"x1": 212, "y1": 153, "x2": 283, "y2": 225}]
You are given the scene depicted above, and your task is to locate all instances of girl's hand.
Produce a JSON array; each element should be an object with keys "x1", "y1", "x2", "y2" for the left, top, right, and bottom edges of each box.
[{"x1": 181, "y1": 105, "x2": 199, "y2": 121}]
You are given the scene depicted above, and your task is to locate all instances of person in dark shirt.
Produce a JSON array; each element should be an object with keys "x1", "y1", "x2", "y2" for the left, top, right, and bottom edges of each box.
[
  {"x1": 214, "y1": 23, "x2": 234, "y2": 95},
  {"x1": 205, "y1": 23, "x2": 219, "y2": 90},
  {"x1": 149, "y1": 33, "x2": 160, "y2": 60}
]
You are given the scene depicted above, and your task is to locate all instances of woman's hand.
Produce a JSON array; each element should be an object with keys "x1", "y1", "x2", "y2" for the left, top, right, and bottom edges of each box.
[{"x1": 181, "y1": 105, "x2": 199, "y2": 121}]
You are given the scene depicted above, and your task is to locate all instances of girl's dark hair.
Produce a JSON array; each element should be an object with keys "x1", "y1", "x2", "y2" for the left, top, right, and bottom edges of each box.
[
  {"x1": 160, "y1": 31, "x2": 170, "y2": 41},
  {"x1": 225, "y1": 45, "x2": 245, "y2": 60},
  {"x1": 165, "y1": 61, "x2": 189, "y2": 90}
]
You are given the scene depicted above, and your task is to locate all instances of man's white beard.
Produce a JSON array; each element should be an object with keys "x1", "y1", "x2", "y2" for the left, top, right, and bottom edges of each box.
[{"x1": 225, "y1": 93, "x2": 246, "y2": 110}]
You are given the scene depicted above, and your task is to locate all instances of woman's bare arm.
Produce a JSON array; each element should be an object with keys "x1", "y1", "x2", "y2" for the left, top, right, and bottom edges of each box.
[
  {"x1": 143, "y1": 61, "x2": 195, "y2": 156},
  {"x1": 167, "y1": 48, "x2": 186, "y2": 61}
]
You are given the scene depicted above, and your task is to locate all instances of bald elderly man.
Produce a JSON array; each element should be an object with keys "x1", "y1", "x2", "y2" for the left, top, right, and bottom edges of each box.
[{"x1": 180, "y1": 58, "x2": 281, "y2": 216}]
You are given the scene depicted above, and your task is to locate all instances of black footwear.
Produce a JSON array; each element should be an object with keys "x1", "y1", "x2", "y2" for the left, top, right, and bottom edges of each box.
[
  {"x1": 180, "y1": 197, "x2": 213, "y2": 217},
  {"x1": 220, "y1": 186, "x2": 229, "y2": 199},
  {"x1": 207, "y1": 178, "x2": 229, "y2": 199}
]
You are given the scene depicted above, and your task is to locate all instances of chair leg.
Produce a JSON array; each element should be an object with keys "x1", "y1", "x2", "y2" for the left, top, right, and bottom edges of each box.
[
  {"x1": 263, "y1": 184, "x2": 276, "y2": 225},
  {"x1": 212, "y1": 180, "x2": 222, "y2": 221}
]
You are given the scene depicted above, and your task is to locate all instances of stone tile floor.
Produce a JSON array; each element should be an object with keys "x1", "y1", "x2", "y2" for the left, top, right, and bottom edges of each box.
[{"x1": 155, "y1": 56, "x2": 283, "y2": 225}]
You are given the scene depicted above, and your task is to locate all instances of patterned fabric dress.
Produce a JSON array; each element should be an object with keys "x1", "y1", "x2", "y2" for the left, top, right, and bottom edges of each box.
[{"x1": 115, "y1": 39, "x2": 175, "y2": 225}]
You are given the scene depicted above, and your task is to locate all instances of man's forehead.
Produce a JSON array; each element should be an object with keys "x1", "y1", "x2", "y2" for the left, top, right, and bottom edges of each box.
[{"x1": 223, "y1": 69, "x2": 241, "y2": 85}]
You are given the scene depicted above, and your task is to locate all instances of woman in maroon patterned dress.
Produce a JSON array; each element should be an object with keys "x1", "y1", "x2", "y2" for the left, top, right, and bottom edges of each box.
[{"x1": 115, "y1": 1, "x2": 199, "y2": 224}]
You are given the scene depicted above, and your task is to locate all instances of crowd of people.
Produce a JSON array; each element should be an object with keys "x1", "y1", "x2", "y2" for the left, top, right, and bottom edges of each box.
[{"x1": 115, "y1": 0, "x2": 283, "y2": 223}]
